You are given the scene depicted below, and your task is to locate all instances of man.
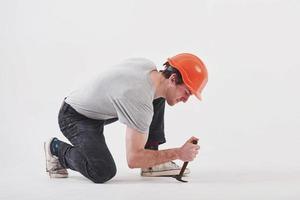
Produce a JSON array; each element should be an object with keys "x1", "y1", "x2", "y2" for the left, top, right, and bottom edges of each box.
[{"x1": 44, "y1": 53, "x2": 208, "y2": 183}]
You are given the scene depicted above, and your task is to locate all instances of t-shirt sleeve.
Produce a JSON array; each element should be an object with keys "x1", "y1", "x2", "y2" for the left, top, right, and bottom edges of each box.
[{"x1": 112, "y1": 97, "x2": 153, "y2": 134}]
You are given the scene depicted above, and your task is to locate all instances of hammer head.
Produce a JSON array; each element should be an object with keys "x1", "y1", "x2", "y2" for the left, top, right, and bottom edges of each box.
[{"x1": 174, "y1": 175, "x2": 188, "y2": 182}]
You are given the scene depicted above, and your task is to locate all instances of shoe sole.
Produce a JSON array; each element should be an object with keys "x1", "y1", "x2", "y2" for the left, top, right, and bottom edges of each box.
[
  {"x1": 44, "y1": 141, "x2": 50, "y2": 172},
  {"x1": 141, "y1": 169, "x2": 190, "y2": 177}
]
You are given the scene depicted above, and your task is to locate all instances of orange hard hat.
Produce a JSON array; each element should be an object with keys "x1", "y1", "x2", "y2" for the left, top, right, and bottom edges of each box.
[{"x1": 167, "y1": 53, "x2": 208, "y2": 100}]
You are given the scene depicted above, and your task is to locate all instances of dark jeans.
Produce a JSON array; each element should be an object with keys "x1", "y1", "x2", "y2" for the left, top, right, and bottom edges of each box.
[{"x1": 57, "y1": 98, "x2": 166, "y2": 183}]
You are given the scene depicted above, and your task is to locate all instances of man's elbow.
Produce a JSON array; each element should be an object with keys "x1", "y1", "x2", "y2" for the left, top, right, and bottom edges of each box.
[
  {"x1": 127, "y1": 150, "x2": 144, "y2": 169},
  {"x1": 127, "y1": 161, "x2": 136, "y2": 169},
  {"x1": 127, "y1": 155, "x2": 138, "y2": 169}
]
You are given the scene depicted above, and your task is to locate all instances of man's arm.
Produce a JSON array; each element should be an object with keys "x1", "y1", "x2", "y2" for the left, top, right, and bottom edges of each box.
[{"x1": 125, "y1": 126, "x2": 199, "y2": 169}]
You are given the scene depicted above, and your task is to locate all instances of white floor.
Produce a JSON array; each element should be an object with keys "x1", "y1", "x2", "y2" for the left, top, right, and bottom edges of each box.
[
  {"x1": 1, "y1": 125, "x2": 299, "y2": 200},
  {"x1": 1, "y1": 165, "x2": 300, "y2": 200}
]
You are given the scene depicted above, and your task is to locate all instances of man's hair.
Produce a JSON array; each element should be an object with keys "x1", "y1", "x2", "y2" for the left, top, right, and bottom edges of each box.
[{"x1": 160, "y1": 62, "x2": 184, "y2": 85}]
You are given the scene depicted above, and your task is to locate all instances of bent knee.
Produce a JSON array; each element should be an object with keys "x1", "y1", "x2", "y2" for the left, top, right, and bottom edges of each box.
[{"x1": 88, "y1": 162, "x2": 117, "y2": 183}]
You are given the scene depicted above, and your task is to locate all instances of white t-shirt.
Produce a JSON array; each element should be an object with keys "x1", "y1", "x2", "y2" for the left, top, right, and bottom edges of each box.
[{"x1": 65, "y1": 58, "x2": 157, "y2": 134}]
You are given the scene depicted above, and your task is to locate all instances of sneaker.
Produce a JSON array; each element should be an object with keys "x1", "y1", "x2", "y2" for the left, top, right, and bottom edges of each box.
[
  {"x1": 141, "y1": 161, "x2": 190, "y2": 177},
  {"x1": 44, "y1": 137, "x2": 68, "y2": 178}
]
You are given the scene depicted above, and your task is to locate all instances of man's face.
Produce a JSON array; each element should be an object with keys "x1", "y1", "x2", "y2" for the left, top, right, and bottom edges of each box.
[{"x1": 165, "y1": 75, "x2": 192, "y2": 106}]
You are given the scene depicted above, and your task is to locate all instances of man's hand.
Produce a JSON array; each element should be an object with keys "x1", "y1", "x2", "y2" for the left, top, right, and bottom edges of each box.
[{"x1": 178, "y1": 136, "x2": 200, "y2": 162}]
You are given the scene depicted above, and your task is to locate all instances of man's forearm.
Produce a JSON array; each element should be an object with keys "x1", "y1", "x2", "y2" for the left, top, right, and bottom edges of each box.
[{"x1": 128, "y1": 148, "x2": 180, "y2": 168}]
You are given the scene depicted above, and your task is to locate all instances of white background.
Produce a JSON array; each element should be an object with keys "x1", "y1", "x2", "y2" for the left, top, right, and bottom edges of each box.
[{"x1": 1, "y1": 0, "x2": 299, "y2": 199}]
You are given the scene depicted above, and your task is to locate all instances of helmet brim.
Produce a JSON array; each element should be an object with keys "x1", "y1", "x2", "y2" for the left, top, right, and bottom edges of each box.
[{"x1": 195, "y1": 93, "x2": 202, "y2": 101}]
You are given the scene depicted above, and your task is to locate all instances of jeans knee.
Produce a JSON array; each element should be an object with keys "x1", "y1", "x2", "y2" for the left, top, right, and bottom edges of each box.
[{"x1": 88, "y1": 162, "x2": 117, "y2": 184}]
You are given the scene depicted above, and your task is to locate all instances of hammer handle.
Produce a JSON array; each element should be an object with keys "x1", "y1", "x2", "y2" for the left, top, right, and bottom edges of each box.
[{"x1": 178, "y1": 140, "x2": 198, "y2": 176}]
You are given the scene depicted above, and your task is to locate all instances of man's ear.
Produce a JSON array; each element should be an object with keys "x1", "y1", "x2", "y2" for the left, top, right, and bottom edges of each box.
[{"x1": 169, "y1": 73, "x2": 177, "y2": 84}]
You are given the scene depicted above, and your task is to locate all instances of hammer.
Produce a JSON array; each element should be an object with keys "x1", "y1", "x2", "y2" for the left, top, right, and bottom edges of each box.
[{"x1": 162, "y1": 139, "x2": 198, "y2": 182}]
